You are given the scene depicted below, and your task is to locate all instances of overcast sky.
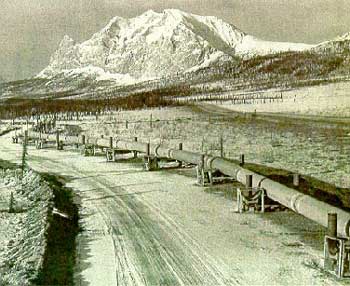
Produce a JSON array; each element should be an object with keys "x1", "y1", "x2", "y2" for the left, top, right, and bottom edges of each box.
[{"x1": 1, "y1": 0, "x2": 349, "y2": 81}]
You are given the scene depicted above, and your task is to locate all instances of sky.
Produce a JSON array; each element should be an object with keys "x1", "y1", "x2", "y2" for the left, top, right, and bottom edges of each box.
[{"x1": 1, "y1": 0, "x2": 349, "y2": 81}]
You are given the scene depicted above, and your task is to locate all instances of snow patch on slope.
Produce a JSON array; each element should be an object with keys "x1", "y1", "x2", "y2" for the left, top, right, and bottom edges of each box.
[
  {"x1": 236, "y1": 35, "x2": 313, "y2": 57},
  {"x1": 38, "y1": 65, "x2": 145, "y2": 85}
]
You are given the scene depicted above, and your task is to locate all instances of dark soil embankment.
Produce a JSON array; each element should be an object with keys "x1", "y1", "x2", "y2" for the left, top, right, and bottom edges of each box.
[
  {"x1": 0, "y1": 159, "x2": 18, "y2": 169},
  {"x1": 0, "y1": 160, "x2": 80, "y2": 284},
  {"x1": 33, "y1": 173, "x2": 80, "y2": 286}
]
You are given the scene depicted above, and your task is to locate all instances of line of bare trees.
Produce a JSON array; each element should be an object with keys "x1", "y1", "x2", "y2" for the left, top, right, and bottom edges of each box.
[{"x1": 0, "y1": 90, "x2": 181, "y2": 119}]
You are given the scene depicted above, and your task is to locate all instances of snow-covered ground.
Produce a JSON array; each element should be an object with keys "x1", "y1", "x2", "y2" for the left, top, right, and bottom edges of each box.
[
  {"x1": 0, "y1": 130, "x2": 346, "y2": 285},
  {"x1": 0, "y1": 169, "x2": 52, "y2": 285},
  {"x1": 210, "y1": 81, "x2": 350, "y2": 117},
  {"x1": 0, "y1": 122, "x2": 14, "y2": 135}
]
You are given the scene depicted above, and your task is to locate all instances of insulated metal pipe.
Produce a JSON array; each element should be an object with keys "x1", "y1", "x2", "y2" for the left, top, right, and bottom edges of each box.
[
  {"x1": 207, "y1": 156, "x2": 350, "y2": 238},
  {"x1": 115, "y1": 140, "x2": 149, "y2": 154},
  {"x1": 154, "y1": 145, "x2": 173, "y2": 159},
  {"x1": 63, "y1": 135, "x2": 79, "y2": 145},
  {"x1": 257, "y1": 175, "x2": 350, "y2": 238},
  {"x1": 20, "y1": 132, "x2": 350, "y2": 237},
  {"x1": 95, "y1": 138, "x2": 110, "y2": 147},
  {"x1": 29, "y1": 132, "x2": 77, "y2": 145},
  {"x1": 170, "y1": 150, "x2": 203, "y2": 165}
]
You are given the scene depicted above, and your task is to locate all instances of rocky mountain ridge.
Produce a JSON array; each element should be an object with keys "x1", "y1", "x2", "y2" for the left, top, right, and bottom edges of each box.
[{"x1": 39, "y1": 9, "x2": 314, "y2": 82}]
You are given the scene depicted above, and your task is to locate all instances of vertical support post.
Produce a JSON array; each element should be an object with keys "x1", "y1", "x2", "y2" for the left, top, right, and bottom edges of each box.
[
  {"x1": 146, "y1": 143, "x2": 150, "y2": 157},
  {"x1": 220, "y1": 136, "x2": 224, "y2": 158},
  {"x1": 246, "y1": 174, "x2": 253, "y2": 197},
  {"x1": 197, "y1": 154, "x2": 205, "y2": 185},
  {"x1": 246, "y1": 175, "x2": 253, "y2": 188},
  {"x1": 133, "y1": 137, "x2": 138, "y2": 158},
  {"x1": 9, "y1": 192, "x2": 14, "y2": 213},
  {"x1": 24, "y1": 130, "x2": 28, "y2": 146},
  {"x1": 125, "y1": 120, "x2": 128, "y2": 129},
  {"x1": 81, "y1": 135, "x2": 86, "y2": 145},
  {"x1": 143, "y1": 143, "x2": 151, "y2": 170},
  {"x1": 236, "y1": 188, "x2": 242, "y2": 213},
  {"x1": 261, "y1": 190, "x2": 265, "y2": 213},
  {"x1": 109, "y1": 136, "x2": 113, "y2": 149},
  {"x1": 150, "y1": 114, "x2": 153, "y2": 129},
  {"x1": 56, "y1": 131, "x2": 60, "y2": 150},
  {"x1": 328, "y1": 213, "x2": 337, "y2": 238},
  {"x1": 239, "y1": 154, "x2": 245, "y2": 166},
  {"x1": 177, "y1": 142, "x2": 183, "y2": 168},
  {"x1": 293, "y1": 173, "x2": 300, "y2": 187}
]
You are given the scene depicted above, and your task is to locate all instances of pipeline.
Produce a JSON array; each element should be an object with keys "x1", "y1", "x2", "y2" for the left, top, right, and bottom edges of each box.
[
  {"x1": 115, "y1": 140, "x2": 149, "y2": 154},
  {"x1": 23, "y1": 132, "x2": 350, "y2": 238},
  {"x1": 28, "y1": 131, "x2": 78, "y2": 145},
  {"x1": 109, "y1": 139, "x2": 350, "y2": 238},
  {"x1": 208, "y1": 157, "x2": 350, "y2": 238}
]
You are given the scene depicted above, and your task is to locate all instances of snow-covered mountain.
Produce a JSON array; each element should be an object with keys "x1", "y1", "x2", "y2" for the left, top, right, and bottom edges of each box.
[
  {"x1": 39, "y1": 9, "x2": 314, "y2": 82},
  {"x1": 313, "y1": 32, "x2": 350, "y2": 54}
]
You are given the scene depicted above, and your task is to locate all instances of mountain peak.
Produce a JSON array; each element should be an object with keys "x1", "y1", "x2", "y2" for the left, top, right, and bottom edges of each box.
[
  {"x1": 337, "y1": 32, "x2": 350, "y2": 41},
  {"x1": 163, "y1": 8, "x2": 186, "y2": 17},
  {"x1": 40, "y1": 9, "x2": 313, "y2": 81},
  {"x1": 59, "y1": 35, "x2": 75, "y2": 47},
  {"x1": 313, "y1": 31, "x2": 350, "y2": 53}
]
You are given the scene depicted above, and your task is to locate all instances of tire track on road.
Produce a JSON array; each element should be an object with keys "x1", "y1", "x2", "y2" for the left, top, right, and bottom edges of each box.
[{"x1": 27, "y1": 150, "x2": 241, "y2": 285}]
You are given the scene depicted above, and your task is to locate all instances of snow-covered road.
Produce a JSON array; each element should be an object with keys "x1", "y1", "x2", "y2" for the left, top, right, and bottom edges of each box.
[{"x1": 0, "y1": 131, "x2": 345, "y2": 285}]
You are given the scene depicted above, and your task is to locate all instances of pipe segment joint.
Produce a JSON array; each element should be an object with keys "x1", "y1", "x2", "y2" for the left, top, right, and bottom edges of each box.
[
  {"x1": 168, "y1": 148, "x2": 174, "y2": 159},
  {"x1": 205, "y1": 156, "x2": 218, "y2": 170},
  {"x1": 154, "y1": 144, "x2": 161, "y2": 157},
  {"x1": 290, "y1": 193, "x2": 305, "y2": 212}
]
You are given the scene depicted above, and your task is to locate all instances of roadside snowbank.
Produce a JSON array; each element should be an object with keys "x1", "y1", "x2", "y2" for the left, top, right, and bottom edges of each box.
[{"x1": 0, "y1": 169, "x2": 53, "y2": 285}]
